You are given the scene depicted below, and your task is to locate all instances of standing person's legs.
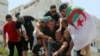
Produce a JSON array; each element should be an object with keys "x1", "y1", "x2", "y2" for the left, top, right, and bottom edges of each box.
[
  {"x1": 21, "y1": 37, "x2": 28, "y2": 56},
  {"x1": 29, "y1": 36, "x2": 34, "y2": 50},
  {"x1": 16, "y1": 41, "x2": 22, "y2": 56},
  {"x1": 8, "y1": 41, "x2": 15, "y2": 56},
  {"x1": 27, "y1": 32, "x2": 34, "y2": 50}
]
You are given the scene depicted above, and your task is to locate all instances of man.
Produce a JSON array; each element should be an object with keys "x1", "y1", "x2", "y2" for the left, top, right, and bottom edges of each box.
[
  {"x1": 59, "y1": 3, "x2": 67, "y2": 18},
  {"x1": 3, "y1": 14, "x2": 22, "y2": 56},
  {"x1": 60, "y1": 3, "x2": 92, "y2": 56},
  {"x1": 53, "y1": 30, "x2": 69, "y2": 56},
  {"x1": 15, "y1": 15, "x2": 28, "y2": 56},
  {"x1": 59, "y1": 3, "x2": 74, "y2": 56},
  {"x1": 42, "y1": 16, "x2": 59, "y2": 56},
  {"x1": 15, "y1": 12, "x2": 35, "y2": 50},
  {"x1": 44, "y1": 5, "x2": 60, "y2": 23},
  {"x1": 32, "y1": 37, "x2": 45, "y2": 56}
]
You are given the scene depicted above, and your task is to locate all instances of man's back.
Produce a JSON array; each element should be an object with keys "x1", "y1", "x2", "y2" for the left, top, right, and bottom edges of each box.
[
  {"x1": 23, "y1": 16, "x2": 34, "y2": 32},
  {"x1": 44, "y1": 11, "x2": 60, "y2": 22}
]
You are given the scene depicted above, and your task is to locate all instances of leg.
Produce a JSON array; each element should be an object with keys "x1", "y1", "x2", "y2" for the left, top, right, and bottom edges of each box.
[
  {"x1": 29, "y1": 37, "x2": 34, "y2": 50},
  {"x1": 16, "y1": 41, "x2": 22, "y2": 56},
  {"x1": 22, "y1": 38, "x2": 28, "y2": 56},
  {"x1": 85, "y1": 45, "x2": 90, "y2": 56},
  {"x1": 8, "y1": 41, "x2": 14, "y2": 56},
  {"x1": 27, "y1": 32, "x2": 34, "y2": 50},
  {"x1": 80, "y1": 47, "x2": 85, "y2": 55}
]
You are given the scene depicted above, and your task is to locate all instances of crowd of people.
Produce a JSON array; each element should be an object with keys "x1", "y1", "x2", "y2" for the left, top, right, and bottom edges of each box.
[{"x1": 3, "y1": 3, "x2": 90, "y2": 56}]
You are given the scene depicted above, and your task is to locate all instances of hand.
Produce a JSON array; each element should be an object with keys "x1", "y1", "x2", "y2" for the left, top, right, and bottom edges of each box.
[
  {"x1": 3, "y1": 43, "x2": 7, "y2": 48},
  {"x1": 24, "y1": 35, "x2": 29, "y2": 41},
  {"x1": 48, "y1": 37, "x2": 53, "y2": 42},
  {"x1": 53, "y1": 52, "x2": 58, "y2": 56}
]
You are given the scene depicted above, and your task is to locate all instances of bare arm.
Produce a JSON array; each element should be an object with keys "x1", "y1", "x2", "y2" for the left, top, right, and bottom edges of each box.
[
  {"x1": 3, "y1": 26, "x2": 7, "y2": 48},
  {"x1": 36, "y1": 23, "x2": 52, "y2": 40},
  {"x1": 3, "y1": 32, "x2": 6, "y2": 48},
  {"x1": 58, "y1": 18, "x2": 63, "y2": 31},
  {"x1": 53, "y1": 42, "x2": 68, "y2": 56},
  {"x1": 66, "y1": 41, "x2": 74, "y2": 55},
  {"x1": 43, "y1": 39, "x2": 49, "y2": 56}
]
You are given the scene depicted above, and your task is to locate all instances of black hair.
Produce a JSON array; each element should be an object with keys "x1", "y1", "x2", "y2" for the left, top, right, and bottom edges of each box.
[
  {"x1": 50, "y1": 5, "x2": 56, "y2": 9},
  {"x1": 15, "y1": 12, "x2": 20, "y2": 18},
  {"x1": 59, "y1": 3, "x2": 68, "y2": 12},
  {"x1": 6, "y1": 14, "x2": 12, "y2": 19}
]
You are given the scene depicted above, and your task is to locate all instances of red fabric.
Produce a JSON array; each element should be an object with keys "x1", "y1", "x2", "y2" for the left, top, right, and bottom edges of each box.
[{"x1": 3, "y1": 21, "x2": 19, "y2": 42}]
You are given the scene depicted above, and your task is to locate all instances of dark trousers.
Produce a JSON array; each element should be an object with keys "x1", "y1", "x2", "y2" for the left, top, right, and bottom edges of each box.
[
  {"x1": 27, "y1": 32, "x2": 34, "y2": 50},
  {"x1": 8, "y1": 41, "x2": 22, "y2": 56}
]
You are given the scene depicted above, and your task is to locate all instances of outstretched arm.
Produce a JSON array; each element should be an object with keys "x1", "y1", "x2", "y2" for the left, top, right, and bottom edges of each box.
[{"x1": 53, "y1": 42, "x2": 68, "y2": 56}]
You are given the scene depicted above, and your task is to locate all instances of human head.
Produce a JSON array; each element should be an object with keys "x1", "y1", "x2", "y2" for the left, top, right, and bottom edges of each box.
[
  {"x1": 15, "y1": 12, "x2": 20, "y2": 19},
  {"x1": 61, "y1": 19, "x2": 68, "y2": 28},
  {"x1": 55, "y1": 30, "x2": 62, "y2": 41},
  {"x1": 5, "y1": 14, "x2": 13, "y2": 23},
  {"x1": 45, "y1": 16, "x2": 55, "y2": 29},
  {"x1": 39, "y1": 18, "x2": 46, "y2": 27},
  {"x1": 50, "y1": 5, "x2": 57, "y2": 15},
  {"x1": 59, "y1": 3, "x2": 68, "y2": 17},
  {"x1": 15, "y1": 12, "x2": 24, "y2": 22}
]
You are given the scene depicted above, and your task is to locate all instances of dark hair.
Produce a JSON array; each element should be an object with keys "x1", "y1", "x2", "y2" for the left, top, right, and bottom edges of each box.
[
  {"x1": 15, "y1": 12, "x2": 20, "y2": 18},
  {"x1": 62, "y1": 19, "x2": 68, "y2": 24},
  {"x1": 6, "y1": 14, "x2": 12, "y2": 19},
  {"x1": 59, "y1": 3, "x2": 68, "y2": 12},
  {"x1": 50, "y1": 5, "x2": 56, "y2": 9}
]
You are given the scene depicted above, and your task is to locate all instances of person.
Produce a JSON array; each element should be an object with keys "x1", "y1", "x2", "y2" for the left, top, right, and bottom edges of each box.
[
  {"x1": 33, "y1": 18, "x2": 47, "y2": 47},
  {"x1": 53, "y1": 30, "x2": 69, "y2": 56},
  {"x1": 3, "y1": 14, "x2": 22, "y2": 56},
  {"x1": 32, "y1": 37, "x2": 45, "y2": 56},
  {"x1": 42, "y1": 16, "x2": 59, "y2": 56},
  {"x1": 58, "y1": 3, "x2": 73, "y2": 56},
  {"x1": 15, "y1": 14, "x2": 29, "y2": 56},
  {"x1": 15, "y1": 12, "x2": 35, "y2": 50},
  {"x1": 44, "y1": 5, "x2": 60, "y2": 24},
  {"x1": 62, "y1": 3, "x2": 91, "y2": 56},
  {"x1": 34, "y1": 16, "x2": 55, "y2": 56},
  {"x1": 59, "y1": 3, "x2": 68, "y2": 18}
]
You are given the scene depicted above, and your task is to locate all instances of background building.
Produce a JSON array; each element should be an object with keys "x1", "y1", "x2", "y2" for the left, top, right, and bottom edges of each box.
[
  {"x1": 10, "y1": 0, "x2": 61, "y2": 18},
  {"x1": 0, "y1": 0, "x2": 8, "y2": 34},
  {"x1": 0, "y1": 0, "x2": 8, "y2": 48}
]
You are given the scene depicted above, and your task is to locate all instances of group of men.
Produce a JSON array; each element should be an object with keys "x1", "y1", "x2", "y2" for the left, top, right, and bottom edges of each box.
[{"x1": 3, "y1": 3, "x2": 90, "y2": 56}]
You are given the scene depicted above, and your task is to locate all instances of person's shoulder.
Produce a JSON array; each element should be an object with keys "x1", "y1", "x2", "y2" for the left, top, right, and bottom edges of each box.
[
  {"x1": 44, "y1": 11, "x2": 51, "y2": 16},
  {"x1": 23, "y1": 15, "x2": 33, "y2": 18}
]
